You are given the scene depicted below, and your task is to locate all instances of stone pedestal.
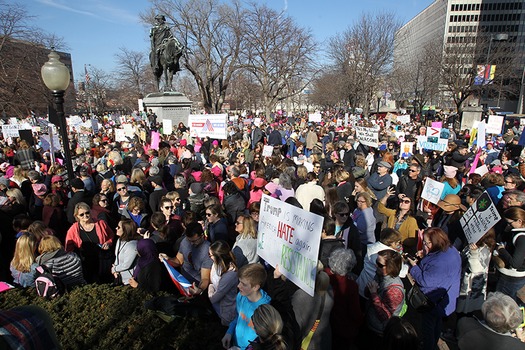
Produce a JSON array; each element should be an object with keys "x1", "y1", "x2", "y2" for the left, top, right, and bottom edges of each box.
[{"x1": 142, "y1": 92, "x2": 192, "y2": 127}]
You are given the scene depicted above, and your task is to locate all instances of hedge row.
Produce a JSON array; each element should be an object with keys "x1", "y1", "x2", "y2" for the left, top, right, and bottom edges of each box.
[{"x1": 0, "y1": 284, "x2": 225, "y2": 350}]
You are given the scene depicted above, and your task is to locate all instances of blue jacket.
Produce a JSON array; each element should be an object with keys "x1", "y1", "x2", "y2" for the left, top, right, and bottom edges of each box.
[{"x1": 410, "y1": 246, "x2": 461, "y2": 316}]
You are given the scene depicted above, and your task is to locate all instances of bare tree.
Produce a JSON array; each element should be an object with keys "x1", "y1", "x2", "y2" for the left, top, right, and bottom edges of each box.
[
  {"x1": 144, "y1": 0, "x2": 245, "y2": 113},
  {"x1": 242, "y1": 3, "x2": 316, "y2": 117},
  {"x1": 114, "y1": 48, "x2": 149, "y2": 98},
  {"x1": 328, "y1": 12, "x2": 402, "y2": 116},
  {"x1": 0, "y1": 1, "x2": 70, "y2": 117},
  {"x1": 84, "y1": 67, "x2": 112, "y2": 114},
  {"x1": 309, "y1": 70, "x2": 348, "y2": 109}
]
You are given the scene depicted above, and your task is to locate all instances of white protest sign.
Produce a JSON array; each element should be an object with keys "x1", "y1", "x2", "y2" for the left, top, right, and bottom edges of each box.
[
  {"x1": 257, "y1": 194, "x2": 322, "y2": 296},
  {"x1": 40, "y1": 134, "x2": 61, "y2": 152},
  {"x1": 2, "y1": 124, "x2": 31, "y2": 138},
  {"x1": 114, "y1": 129, "x2": 127, "y2": 142},
  {"x1": 67, "y1": 115, "x2": 84, "y2": 129},
  {"x1": 477, "y1": 122, "x2": 486, "y2": 149},
  {"x1": 254, "y1": 118, "x2": 261, "y2": 127},
  {"x1": 355, "y1": 126, "x2": 379, "y2": 148},
  {"x1": 122, "y1": 124, "x2": 135, "y2": 138},
  {"x1": 162, "y1": 119, "x2": 173, "y2": 135},
  {"x1": 188, "y1": 114, "x2": 228, "y2": 139},
  {"x1": 460, "y1": 191, "x2": 501, "y2": 244},
  {"x1": 397, "y1": 115, "x2": 411, "y2": 124},
  {"x1": 262, "y1": 145, "x2": 274, "y2": 157},
  {"x1": 308, "y1": 113, "x2": 322, "y2": 123},
  {"x1": 486, "y1": 115, "x2": 504, "y2": 134},
  {"x1": 417, "y1": 136, "x2": 448, "y2": 152},
  {"x1": 421, "y1": 178, "x2": 445, "y2": 205},
  {"x1": 78, "y1": 134, "x2": 91, "y2": 149},
  {"x1": 474, "y1": 164, "x2": 489, "y2": 176}
]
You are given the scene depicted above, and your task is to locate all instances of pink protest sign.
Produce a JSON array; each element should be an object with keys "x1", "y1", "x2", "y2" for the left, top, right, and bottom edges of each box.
[
  {"x1": 431, "y1": 121, "x2": 442, "y2": 128},
  {"x1": 151, "y1": 131, "x2": 160, "y2": 150}
]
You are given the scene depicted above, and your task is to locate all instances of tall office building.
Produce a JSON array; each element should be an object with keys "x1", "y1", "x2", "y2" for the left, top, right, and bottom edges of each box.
[{"x1": 394, "y1": 0, "x2": 525, "y2": 112}]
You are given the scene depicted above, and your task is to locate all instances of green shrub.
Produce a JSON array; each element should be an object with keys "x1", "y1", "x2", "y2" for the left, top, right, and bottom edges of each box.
[{"x1": 0, "y1": 284, "x2": 225, "y2": 350}]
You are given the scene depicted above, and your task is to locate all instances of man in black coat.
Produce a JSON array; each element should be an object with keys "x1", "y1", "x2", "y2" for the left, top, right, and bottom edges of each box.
[{"x1": 66, "y1": 178, "x2": 87, "y2": 224}]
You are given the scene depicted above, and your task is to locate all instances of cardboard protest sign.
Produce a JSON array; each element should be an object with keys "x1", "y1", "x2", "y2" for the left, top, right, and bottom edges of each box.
[
  {"x1": 188, "y1": 114, "x2": 228, "y2": 139},
  {"x1": 355, "y1": 126, "x2": 379, "y2": 148},
  {"x1": 257, "y1": 194, "x2": 323, "y2": 296},
  {"x1": 416, "y1": 135, "x2": 448, "y2": 152},
  {"x1": 460, "y1": 191, "x2": 501, "y2": 244},
  {"x1": 421, "y1": 178, "x2": 445, "y2": 205}
]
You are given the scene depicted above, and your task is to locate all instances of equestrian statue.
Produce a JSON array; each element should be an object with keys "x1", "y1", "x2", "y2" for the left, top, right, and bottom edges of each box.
[{"x1": 150, "y1": 14, "x2": 184, "y2": 92}]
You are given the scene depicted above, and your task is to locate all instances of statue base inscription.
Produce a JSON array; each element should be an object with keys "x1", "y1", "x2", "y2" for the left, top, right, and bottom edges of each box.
[{"x1": 143, "y1": 91, "x2": 192, "y2": 127}]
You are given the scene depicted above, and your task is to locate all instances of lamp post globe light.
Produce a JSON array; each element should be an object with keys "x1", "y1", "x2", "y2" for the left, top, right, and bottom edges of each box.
[{"x1": 41, "y1": 48, "x2": 75, "y2": 183}]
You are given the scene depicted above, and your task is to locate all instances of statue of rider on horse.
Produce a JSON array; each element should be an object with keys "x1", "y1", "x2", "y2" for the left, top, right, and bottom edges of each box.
[{"x1": 150, "y1": 14, "x2": 184, "y2": 92}]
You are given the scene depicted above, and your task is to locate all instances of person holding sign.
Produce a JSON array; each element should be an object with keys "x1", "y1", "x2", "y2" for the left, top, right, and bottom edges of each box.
[{"x1": 495, "y1": 207, "x2": 525, "y2": 301}]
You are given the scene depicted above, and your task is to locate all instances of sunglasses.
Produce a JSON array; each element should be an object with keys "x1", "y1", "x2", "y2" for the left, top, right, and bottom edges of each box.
[
  {"x1": 164, "y1": 206, "x2": 174, "y2": 210},
  {"x1": 100, "y1": 199, "x2": 108, "y2": 202},
  {"x1": 78, "y1": 211, "x2": 90, "y2": 217},
  {"x1": 400, "y1": 199, "x2": 411, "y2": 204},
  {"x1": 408, "y1": 169, "x2": 418, "y2": 172},
  {"x1": 117, "y1": 187, "x2": 127, "y2": 192},
  {"x1": 206, "y1": 213, "x2": 212, "y2": 217}
]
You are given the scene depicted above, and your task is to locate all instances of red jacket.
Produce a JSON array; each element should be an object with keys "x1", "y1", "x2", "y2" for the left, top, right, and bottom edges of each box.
[{"x1": 65, "y1": 219, "x2": 114, "y2": 253}]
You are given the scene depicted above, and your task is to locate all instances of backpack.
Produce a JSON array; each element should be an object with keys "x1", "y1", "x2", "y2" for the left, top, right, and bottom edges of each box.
[{"x1": 35, "y1": 266, "x2": 65, "y2": 299}]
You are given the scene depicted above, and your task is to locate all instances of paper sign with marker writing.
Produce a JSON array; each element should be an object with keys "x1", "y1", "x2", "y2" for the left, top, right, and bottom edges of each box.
[
  {"x1": 262, "y1": 145, "x2": 273, "y2": 157},
  {"x1": 460, "y1": 191, "x2": 501, "y2": 244},
  {"x1": 421, "y1": 178, "x2": 445, "y2": 204},
  {"x1": 257, "y1": 194, "x2": 323, "y2": 296}
]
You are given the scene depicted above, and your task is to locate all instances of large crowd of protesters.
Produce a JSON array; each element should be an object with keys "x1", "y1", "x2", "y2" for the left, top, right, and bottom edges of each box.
[{"x1": 1, "y1": 109, "x2": 525, "y2": 350}]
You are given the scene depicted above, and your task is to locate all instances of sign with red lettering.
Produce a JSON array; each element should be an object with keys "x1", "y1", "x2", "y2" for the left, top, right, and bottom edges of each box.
[{"x1": 257, "y1": 194, "x2": 323, "y2": 296}]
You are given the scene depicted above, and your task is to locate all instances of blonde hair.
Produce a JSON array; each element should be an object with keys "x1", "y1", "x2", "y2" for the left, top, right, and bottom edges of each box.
[
  {"x1": 251, "y1": 304, "x2": 287, "y2": 350},
  {"x1": 238, "y1": 215, "x2": 257, "y2": 239},
  {"x1": 11, "y1": 233, "x2": 37, "y2": 272},
  {"x1": 165, "y1": 191, "x2": 180, "y2": 202},
  {"x1": 38, "y1": 235, "x2": 63, "y2": 255},
  {"x1": 74, "y1": 202, "x2": 91, "y2": 221},
  {"x1": 130, "y1": 168, "x2": 147, "y2": 186},
  {"x1": 101, "y1": 178, "x2": 115, "y2": 192},
  {"x1": 6, "y1": 188, "x2": 26, "y2": 206}
]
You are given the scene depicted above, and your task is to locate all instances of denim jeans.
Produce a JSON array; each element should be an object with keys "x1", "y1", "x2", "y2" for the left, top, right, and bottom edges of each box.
[{"x1": 496, "y1": 273, "x2": 525, "y2": 303}]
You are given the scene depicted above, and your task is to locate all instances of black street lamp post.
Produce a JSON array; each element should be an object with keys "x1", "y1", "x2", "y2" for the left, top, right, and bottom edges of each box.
[{"x1": 41, "y1": 49, "x2": 75, "y2": 183}]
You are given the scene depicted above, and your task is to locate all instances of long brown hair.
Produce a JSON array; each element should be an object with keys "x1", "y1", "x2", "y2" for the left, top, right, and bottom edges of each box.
[{"x1": 209, "y1": 240, "x2": 236, "y2": 276}]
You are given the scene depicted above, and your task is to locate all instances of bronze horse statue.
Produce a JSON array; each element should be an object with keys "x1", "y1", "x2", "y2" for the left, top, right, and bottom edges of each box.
[{"x1": 151, "y1": 38, "x2": 183, "y2": 92}]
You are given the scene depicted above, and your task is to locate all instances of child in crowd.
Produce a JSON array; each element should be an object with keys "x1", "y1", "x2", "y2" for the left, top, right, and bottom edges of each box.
[{"x1": 222, "y1": 263, "x2": 271, "y2": 350}]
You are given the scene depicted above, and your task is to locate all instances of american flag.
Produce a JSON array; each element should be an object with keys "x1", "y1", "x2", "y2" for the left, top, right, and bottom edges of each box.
[{"x1": 84, "y1": 65, "x2": 90, "y2": 86}]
